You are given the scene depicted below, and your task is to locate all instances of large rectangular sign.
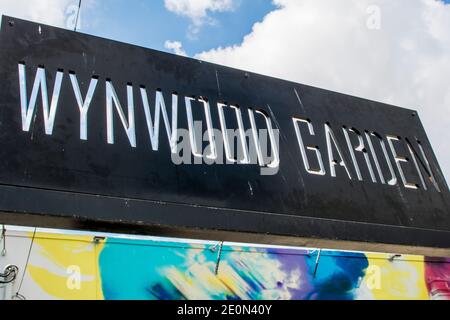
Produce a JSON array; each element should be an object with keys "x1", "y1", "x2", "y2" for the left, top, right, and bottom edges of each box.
[{"x1": 0, "y1": 16, "x2": 449, "y2": 254}]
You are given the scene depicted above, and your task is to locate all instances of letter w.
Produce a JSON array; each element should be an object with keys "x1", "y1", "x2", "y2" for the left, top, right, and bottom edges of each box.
[
  {"x1": 140, "y1": 89, "x2": 178, "y2": 153},
  {"x1": 18, "y1": 63, "x2": 64, "y2": 135}
]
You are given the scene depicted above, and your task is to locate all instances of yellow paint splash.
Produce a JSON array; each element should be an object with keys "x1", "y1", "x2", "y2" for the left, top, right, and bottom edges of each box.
[
  {"x1": 27, "y1": 233, "x2": 104, "y2": 300},
  {"x1": 363, "y1": 253, "x2": 429, "y2": 300}
]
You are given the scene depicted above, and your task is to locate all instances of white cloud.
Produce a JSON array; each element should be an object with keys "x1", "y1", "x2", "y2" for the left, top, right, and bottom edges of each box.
[
  {"x1": 0, "y1": 0, "x2": 78, "y2": 28},
  {"x1": 165, "y1": 40, "x2": 188, "y2": 57},
  {"x1": 164, "y1": 0, "x2": 236, "y2": 37},
  {"x1": 196, "y1": 0, "x2": 450, "y2": 184},
  {"x1": 0, "y1": 0, "x2": 97, "y2": 30}
]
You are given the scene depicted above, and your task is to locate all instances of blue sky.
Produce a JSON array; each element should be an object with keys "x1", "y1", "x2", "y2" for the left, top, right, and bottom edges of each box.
[
  {"x1": 77, "y1": 0, "x2": 450, "y2": 57},
  {"x1": 80, "y1": 0, "x2": 275, "y2": 56}
]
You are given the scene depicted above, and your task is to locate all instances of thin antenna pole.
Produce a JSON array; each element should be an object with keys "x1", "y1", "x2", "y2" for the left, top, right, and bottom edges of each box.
[
  {"x1": 74, "y1": 0, "x2": 82, "y2": 31},
  {"x1": 313, "y1": 249, "x2": 322, "y2": 278},
  {"x1": 214, "y1": 241, "x2": 224, "y2": 275},
  {"x1": 1, "y1": 225, "x2": 6, "y2": 256},
  {"x1": 14, "y1": 227, "x2": 37, "y2": 300}
]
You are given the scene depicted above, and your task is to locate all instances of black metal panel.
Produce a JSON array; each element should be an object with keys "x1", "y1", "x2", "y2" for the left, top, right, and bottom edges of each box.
[{"x1": 0, "y1": 16, "x2": 448, "y2": 250}]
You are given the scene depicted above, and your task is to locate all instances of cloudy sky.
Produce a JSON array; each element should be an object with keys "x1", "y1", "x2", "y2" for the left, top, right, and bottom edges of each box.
[{"x1": 0, "y1": 0, "x2": 449, "y2": 184}]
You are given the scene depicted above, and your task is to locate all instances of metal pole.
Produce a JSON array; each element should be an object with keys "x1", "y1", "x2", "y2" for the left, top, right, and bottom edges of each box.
[{"x1": 74, "y1": 0, "x2": 82, "y2": 31}]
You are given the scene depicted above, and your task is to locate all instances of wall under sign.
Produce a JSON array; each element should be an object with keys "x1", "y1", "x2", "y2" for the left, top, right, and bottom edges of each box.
[{"x1": 0, "y1": 228, "x2": 448, "y2": 300}]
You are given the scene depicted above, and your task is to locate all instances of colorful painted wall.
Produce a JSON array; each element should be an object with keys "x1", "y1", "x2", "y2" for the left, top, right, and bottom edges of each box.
[{"x1": 0, "y1": 228, "x2": 449, "y2": 300}]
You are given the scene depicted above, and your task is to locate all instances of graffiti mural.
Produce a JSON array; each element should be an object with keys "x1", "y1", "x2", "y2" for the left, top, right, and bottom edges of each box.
[{"x1": 0, "y1": 229, "x2": 448, "y2": 300}]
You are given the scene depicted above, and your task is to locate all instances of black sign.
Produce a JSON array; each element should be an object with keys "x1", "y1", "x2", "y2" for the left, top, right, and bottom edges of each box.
[{"x1": 0, "y1": 16, "x2": 448, "y2": 254}]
